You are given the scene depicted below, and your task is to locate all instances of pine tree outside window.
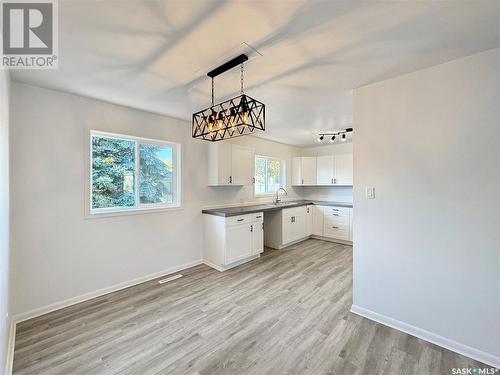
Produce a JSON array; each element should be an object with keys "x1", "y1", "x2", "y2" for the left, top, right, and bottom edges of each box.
[{"x1": 90, "y1": 131, "x2": 181, "y2": 214}]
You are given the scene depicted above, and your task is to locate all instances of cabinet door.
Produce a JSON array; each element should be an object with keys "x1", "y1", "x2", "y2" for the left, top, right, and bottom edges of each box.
[
  {"x1": 301, "y1": 157, "x2": 317, "y2": 185},
  {"x1": 231, "y1": 144, "x2": 254, "y2": 185},
  {"x1": 305, "y1": 205, "x2": 313, "y2": 236},
  {"x1": 282, "y1": 213, "x2": 294, "y2": 245},
  {"x1": 226, "y1": 224, "x2": 253, "y2": 264},
  {"x1": 208, "y1": 142, "x2": 231, "y2": 185},
  {"x1": 252, "y1": 221, "x2": 264, "y2": 255},
  {"x1": 316, "y1": 156, "x2": 335, "y2": 185},
  {"x1": 334, "y1": 154, "x2": 353, "y2": 185},
  {"x1": 292, "y1": 210, "x2": 307, "y2": 241},
  {"x1": 312, "y1": 205, "x2": 324, "y2": 236},
  {"x1": 291, "y1": 157, "x2": 302, "y2": 186}
]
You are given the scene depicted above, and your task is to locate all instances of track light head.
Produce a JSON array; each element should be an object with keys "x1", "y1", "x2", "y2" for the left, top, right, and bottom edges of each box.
[
  {"x1": 341, "y1": 133, "x2": 346, "y2": 142},
  {"x1": 317, "y1": 135, "x2": 324, "y2": 142},
  {"x1": 330, "y1": 135, "x2": 336, "y2": 143}
]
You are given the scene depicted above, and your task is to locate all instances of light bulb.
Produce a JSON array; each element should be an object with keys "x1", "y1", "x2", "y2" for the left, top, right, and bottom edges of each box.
[
  {"x1": 330, "y1": 135, "x2": 336, "y2": 143},
  {"x1": 341, "y1": 133, "x2": 346, "y2": 142},
  {"x1": 216, "y1": 112, "x2": 224, "y2": 129},
  {"x1": 229, "y1": 108, "x2": 237, "y2": 127},
  {"x1": 242, "y1": 112, "x2": 249, "y2": 125}
]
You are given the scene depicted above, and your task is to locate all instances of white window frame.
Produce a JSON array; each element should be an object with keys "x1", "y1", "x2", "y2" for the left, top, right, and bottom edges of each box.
[
  {"x1": 89, "y1": 130, "x2": 181, "y2": 215},
  {"x1": 254, "y1": 155, "x2": 286, "y2": 197}
]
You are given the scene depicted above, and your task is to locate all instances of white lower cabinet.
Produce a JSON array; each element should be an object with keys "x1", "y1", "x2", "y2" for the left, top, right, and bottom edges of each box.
[
  {"x1": 305, "y1": 205, "x2": 313, "y2": 236},
  {"x1": 282, "y1": 206, "x2": 307, "y2": 245},
  {"x1": 312, "y1": 205, "x2": 324, "y2": 236},
  {"x1": 315, "y1": 205, "x2": 351, "y2": 242},
  {"x1": 203, "y1": 212, "x2": 264, "y2": 271}
]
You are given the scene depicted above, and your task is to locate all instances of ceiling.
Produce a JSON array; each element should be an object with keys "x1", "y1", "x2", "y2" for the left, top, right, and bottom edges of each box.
[{"x1": 12, "y1": 0, "x2": 500, "y2": 146}]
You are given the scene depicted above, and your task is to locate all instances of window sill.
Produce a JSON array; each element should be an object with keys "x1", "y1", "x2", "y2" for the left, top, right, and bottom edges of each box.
[{"x1": 86, "y1": 205, "x2": 183, "y2": 219}]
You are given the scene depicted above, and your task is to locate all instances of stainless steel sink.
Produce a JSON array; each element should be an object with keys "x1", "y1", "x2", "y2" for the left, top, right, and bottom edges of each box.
[{"x1": 273, "y1": 201, "x2": 301, "y2": 207}]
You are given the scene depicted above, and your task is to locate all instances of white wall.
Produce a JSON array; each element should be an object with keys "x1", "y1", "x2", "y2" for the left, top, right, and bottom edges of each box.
[
  {"x1": 9, "y1": 82, "x2": 302, "y2": 317},
  {"x1": 352, "y1": 48, "x2": 500, "y2": 366},
  {"x1": 300, "y1": 142, "x2": 353, "y2": 202},
  {"x1": 0, "y1": 70, "x2": 10, "y2": 374}
]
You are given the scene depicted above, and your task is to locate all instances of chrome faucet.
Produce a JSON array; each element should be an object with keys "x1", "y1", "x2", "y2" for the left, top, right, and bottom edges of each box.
[{"x1": 274, "y1": 187, "x2": 288, "y2": 204}]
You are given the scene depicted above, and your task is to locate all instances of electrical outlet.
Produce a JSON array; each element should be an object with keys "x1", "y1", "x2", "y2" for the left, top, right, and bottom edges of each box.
[{"x1": 366, "y1": 187, "x2": 375, "y2": 199}]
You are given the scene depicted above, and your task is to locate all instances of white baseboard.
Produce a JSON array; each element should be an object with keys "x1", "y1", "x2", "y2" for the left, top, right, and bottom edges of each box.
[
  {"x1": 350, "y1": 304, "x2": 500, "y2": 369},
  {"x1": 203, "y1": 254, "x2": 260, "y2": 272},
  {"x1": 12, "y1": 259, "x2": 203, "y2": 324},
  {"x1": 4, "y1": 318, "x2": 15, "y2": 375}
]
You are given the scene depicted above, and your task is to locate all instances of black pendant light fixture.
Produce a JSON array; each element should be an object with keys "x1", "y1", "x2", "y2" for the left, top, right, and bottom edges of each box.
[{"x1": 192, "y1": 54, "x2": 265, "y2": 141}]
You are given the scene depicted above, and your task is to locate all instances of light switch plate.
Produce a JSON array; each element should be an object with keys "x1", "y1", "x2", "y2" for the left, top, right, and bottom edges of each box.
[{"x1": 366, "y1": 187, "x2": 375, "y2": 199}]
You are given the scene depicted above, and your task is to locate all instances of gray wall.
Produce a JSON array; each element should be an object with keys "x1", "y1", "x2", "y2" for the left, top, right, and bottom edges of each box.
[
  {"x1": 352, "y1": 48, "x2": 500, "y2": 364},
  {"x1": 9, "y1": 82, "x2": 302, "y2": 317},
  {"x1": 0, "y1": 70, "x2": 10, "y2": 374}
]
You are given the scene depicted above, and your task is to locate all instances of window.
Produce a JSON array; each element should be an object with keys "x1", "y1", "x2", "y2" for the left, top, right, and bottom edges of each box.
[
  {"x1": 90, "y1": 131, "x2": 181, "y2": 214},
  {"x1": 255, "y1": 156, "x2": 285, "y2": 195}
]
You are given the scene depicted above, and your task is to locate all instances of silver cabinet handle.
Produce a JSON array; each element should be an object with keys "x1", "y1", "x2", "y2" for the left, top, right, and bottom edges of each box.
[
  {"x1": 332, "y1": 213, "x2": 339, "y2": 216},
  {"x1": 262, "y1": 222, "x2": 264, "y2": 230},
  {"x1": 229, "y1": 176, "x2": 232, "y2": 184},
  {"x1": 332, "y1": 226, "x2": 338, "y2": 229},
  {"x1": 251, "y1": 225, "x2": 253, "y2": 232},
  {"x1": 252, "y1": 177, "x2": 255, "y2": 183},
  {"x1": 333, "y1": 178, "x2": 337, "y2": 184},
  {"x1": 237, "y1": 218, "x2": 244, "y2": 222},
  {"x1": 256, "y1": 215, "x2": 262, "y2": 218},
  {"x1": 332, "y1": 208, "x2": 339, "y2": 211},
  {"x1": 331, "y1": 178, "x2": 334, "y2": 184},
  {"x1": 301, "y1": 178, "x2": 304, "y2": 184},
  {"x1": 307, "y1": 208, "x2": 309, "y2": 213}
]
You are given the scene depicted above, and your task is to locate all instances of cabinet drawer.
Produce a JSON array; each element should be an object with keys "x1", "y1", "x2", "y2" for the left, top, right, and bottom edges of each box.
[
  {"x1": 225, "y1": 214, "x2": 253, "y2": 227},
  {"x1": 323, "y1": 226, "x2": 349, "y2": 241},
  {"x1": 324, "y1": 214, "x2": 349, "y2": 228},
  {"x1": 323, "y1": 225, "x2": 350, "y2": 240},
  {"x1": 324, "y1": 206, "x2": 350, "y2": 217},
  {"x1": 252, "y1": 212, "x2": 264, "y2": 222}
]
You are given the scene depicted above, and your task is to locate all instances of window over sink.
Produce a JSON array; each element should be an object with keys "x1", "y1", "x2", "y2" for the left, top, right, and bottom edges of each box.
[{"x1": 255, "y1": 155, "x2": 285, "y2": 196}]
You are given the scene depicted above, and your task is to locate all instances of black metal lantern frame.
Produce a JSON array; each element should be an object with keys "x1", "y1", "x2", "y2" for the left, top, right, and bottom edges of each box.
[
  {"x1": 192, "y1": 94, "x2": 265, "y2": 141},
  {"x1": 192, "y1": 54, "x2": 265, "y2": 141}
]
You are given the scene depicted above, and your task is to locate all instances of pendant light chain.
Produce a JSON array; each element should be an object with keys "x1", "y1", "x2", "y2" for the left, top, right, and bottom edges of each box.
[
  {"x1": 240, "y1": 62, "x2": 244, "y2": 95},
  {"x1": 211, "y1": 77, "x2": 214, "y2": 107}
]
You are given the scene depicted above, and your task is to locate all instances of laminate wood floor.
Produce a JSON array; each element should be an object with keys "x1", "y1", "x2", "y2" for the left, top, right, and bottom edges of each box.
[{"x1": 14, "y1": 239, "x2": 488, "y2": 375}]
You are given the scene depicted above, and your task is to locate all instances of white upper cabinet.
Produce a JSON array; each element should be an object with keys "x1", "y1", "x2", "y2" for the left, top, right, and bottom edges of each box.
[
  {"x1": 316, "y1": 154, "x2": 353, "y2": 186},
  {"x1": 316, "y1": 156, "x2": 335, "y2": 185},
  {"x1": 292, "y1": 157, "x2": 302, "y2": 186},
  {"x1": 208, "y1": 143, "x2": 254, "y2": 186},
  {"x1": 301, "y1": 157, "x2": 317, "y2": 185},
  {"x1": 231, "y1": 144, "x2": 254, "y2": 185},
  {"x1": 334, "y1": 154, "x2": 353, "y2": 185},
  {"x1": 292, "y1": 153, "x2": 353, "y2": 186},
  {"x1": 292, "y1": 157, "x2": 317, "y2": 185}
]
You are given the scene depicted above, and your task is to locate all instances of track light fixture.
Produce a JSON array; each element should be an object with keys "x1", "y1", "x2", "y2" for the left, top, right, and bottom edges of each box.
[{"x1": 317, "y1": 128, "x2": 353, "y2": 144}]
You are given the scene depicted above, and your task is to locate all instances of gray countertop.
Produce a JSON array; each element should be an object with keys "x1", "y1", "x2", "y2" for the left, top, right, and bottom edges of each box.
[{"x1": 202, "y1": 200, "x2": 353, "y2": 217}]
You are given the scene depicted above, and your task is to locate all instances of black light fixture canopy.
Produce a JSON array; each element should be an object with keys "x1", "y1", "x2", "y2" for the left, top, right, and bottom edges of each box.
[{"x1": 192, "y1": 54, "x2": 265, "y2": 141}]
